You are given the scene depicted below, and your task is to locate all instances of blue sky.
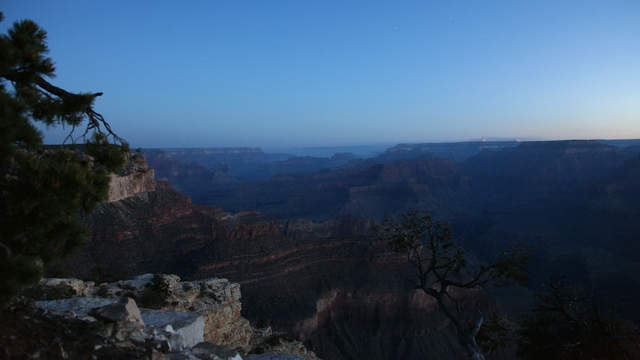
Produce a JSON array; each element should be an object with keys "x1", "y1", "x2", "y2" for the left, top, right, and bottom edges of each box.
[{"x1": 2, "y1": 1, "x2": 639, "y2": 148}]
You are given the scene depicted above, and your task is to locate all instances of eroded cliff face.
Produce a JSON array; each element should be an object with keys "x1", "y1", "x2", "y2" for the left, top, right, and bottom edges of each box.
[
  {"x1": 294, "y1": 288, "x2": 500, "y2": 360},
  {"x1": 107, "y1": 154, "x2": 156, "y2": 202}
]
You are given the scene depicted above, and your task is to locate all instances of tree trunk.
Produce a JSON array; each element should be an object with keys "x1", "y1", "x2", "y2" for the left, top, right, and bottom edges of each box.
[{"x1": 462, "y1": 314, "x2": 486, "y2": 360}]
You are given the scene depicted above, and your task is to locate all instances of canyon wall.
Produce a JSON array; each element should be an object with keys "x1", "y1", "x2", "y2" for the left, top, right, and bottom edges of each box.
[
  {"x1": 107, "y1": 154, "x2": 156, "y2": 202},
  {"x1": 63, "y1": 160, "x2": 507, "y2": 359}
]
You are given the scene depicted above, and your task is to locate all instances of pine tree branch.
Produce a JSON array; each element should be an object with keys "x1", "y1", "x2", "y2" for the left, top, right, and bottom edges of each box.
[
  {"x1": 4, "y1": 71, "x2": 123, "y2": 144},
  {"x1": 34, "y1": 75, "x2": 102, "y2": 100}
]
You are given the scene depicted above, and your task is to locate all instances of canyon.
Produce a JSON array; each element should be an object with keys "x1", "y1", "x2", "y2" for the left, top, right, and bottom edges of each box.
[
  {"x1": 61, "y1": 153, "x2": 508, "y2": 359},
  {"x1": 56, "y1": 140, "x2": 640, "y2": 359}
]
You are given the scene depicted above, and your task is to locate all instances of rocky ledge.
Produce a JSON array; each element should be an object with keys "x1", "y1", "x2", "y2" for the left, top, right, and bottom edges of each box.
[
  {"x1": 107, "y1": 154, "x2": 156, "y2": 202},
  {"x1": 3, "y1": 274, "x2": 319, "y2": 360}
]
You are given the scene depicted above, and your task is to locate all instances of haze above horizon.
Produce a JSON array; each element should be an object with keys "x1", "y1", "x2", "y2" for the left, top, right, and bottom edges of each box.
[{"x1": 2, "y1": 1, "x2": 639, "y2": 148}]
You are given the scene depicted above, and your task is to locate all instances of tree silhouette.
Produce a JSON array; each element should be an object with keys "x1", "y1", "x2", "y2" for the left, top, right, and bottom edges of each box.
[
  {"x1": 0, "y1": 12, "x2": 128, "y2": 306},
  {"x1": 378, "y1": 209, "x2": 529, "y2": 359}
]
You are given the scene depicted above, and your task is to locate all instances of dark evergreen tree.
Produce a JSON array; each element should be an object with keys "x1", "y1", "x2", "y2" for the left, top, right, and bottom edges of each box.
[{"x1": 0, "y1": 13, "x2": 128, "y2": 306}]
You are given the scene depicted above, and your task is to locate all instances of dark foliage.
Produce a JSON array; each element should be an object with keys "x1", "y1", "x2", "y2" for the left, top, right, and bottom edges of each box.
[
  {"x1": 138, "y1": 275, "x2": 171, "y2": 309},
  {"x1": 517, "y1": 279, "x2": 639, "y2": 360},
  {"x1": 0, "y1": 13, "x2": 127, "y2": 306}
]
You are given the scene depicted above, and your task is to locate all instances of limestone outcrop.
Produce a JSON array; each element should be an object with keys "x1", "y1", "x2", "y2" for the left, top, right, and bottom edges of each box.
[
  {"x1": 96, "y1": 274, "x2": 253, "y2": 349},
  {"x1": 27, "y1": 277, "x2": 96, "y2": 299},
  {"x1": 107, "y1": 153, "x2": 156, "y2": 202},
  {"x1": 11, "y1": 274, "x2": 319, "y2": 360},
  {"x1": 33, "y1": 296, "x2": 226, "y2": 357}
]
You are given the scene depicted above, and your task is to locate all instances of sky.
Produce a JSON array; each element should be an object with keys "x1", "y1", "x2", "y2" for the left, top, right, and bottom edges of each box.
[{"x1": 2, "y1": 1, "x2": 639, "y2": 148}]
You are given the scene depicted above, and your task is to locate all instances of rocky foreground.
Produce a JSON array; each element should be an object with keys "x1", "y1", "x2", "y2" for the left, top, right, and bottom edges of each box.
[{"x1": 1, "y1": 274, "x2": 319, "y2": 360}]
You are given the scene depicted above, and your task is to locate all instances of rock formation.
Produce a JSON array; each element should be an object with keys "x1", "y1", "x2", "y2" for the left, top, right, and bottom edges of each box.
[
  {"x1": 2, "y1": 274, "x2": 319, "y2": 360},
  {"x1": 107, "y1": 153, "x2": 156, "y2": 202},
  {"x1": 99, "y1": 274, "x2": 252, "y2": 349}
]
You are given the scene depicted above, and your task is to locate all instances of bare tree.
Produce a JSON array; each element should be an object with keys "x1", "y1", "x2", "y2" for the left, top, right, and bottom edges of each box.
[{"x1": 378, "y1": 210, "x2": 529, "y2": 359}]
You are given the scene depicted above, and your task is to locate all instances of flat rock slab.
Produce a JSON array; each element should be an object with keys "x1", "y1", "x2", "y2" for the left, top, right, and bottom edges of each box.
[
  {"x1": 142, "y1": 309, "x2": 205, "y2": 349},
  {"x1": 35, "y1": 297, "x2": 116, "y2": 317},
  {"x1": 91, "y1": 297, "x2": 144, "y2": 327}
]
